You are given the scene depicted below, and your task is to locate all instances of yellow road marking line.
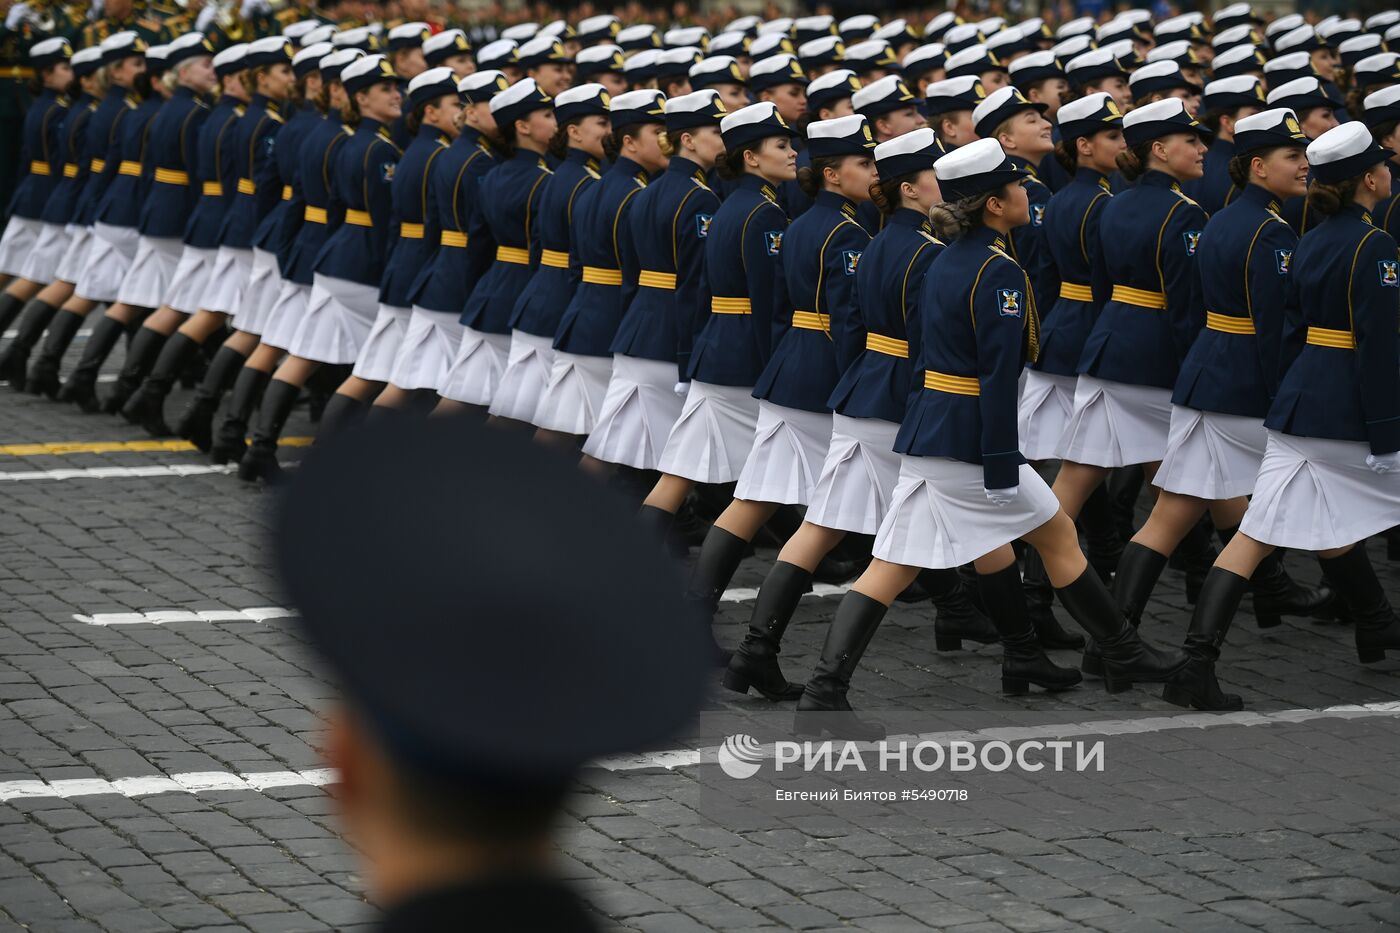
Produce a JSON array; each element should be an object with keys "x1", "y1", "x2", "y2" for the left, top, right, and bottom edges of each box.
[{"x1": 0, "y1": 437, "x2": 315, "y2": 457}]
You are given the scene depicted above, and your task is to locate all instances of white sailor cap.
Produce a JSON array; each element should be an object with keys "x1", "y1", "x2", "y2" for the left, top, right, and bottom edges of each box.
[
  {"x1": 423, "y1": 29, "x2": 471, "y2": 67},
  {"x1": 292, "y1": 41, "x2": 331, "y2": 75},
  {"x1": 719, "y1": 100, "x2": 797, "y2": 148},
  {"x1": 1274, "y1": 26, "x2": 1324, "y2": 56},
  {"x1": 30, "y1": 35, "x2": 72, "y2": 68},
  {"x1": 1308, "y1": 120, "x2": 1392, "y2": 182},
  {"x1": 1051, "y1": 34, "x2": 1094, "y2": 61},
  {"x1": 748, "y1": 52, "x2": 806, "y2": 91},
  {"x1": 873, "y1": 18, "x2": 920, "y2": 47},
  {"x1": 1366, "y1": 11, "x2": 1400, "y2": 33},
  {"x1": 457, "y1": 69, "x2": 508, "y2": 103},
  {"x1": 282, "y1": 20, "x2": 318, "y2": 41},
  {"x1": 1122, "y1": 97, "x2": 1208, "y2": 146},
  {"x1": 1064, "y1": 47, "x2": 1128, "y2": 86},
  {"x1": 852, "y1": 73, "x2": 917, "y2": 117},
  {"x1": 806, "y1": 68, "x2": 860, "y2": 113},
  {"x1": 725, "y1": 15, "x2": 761, "y2": 35},
  {"x1": 1232, "y1": 107, "x2": 1307, "y2": 152},
  {"x1": 340, "y1": 53, "x2": 398, "y2": 95},
  {"x1": 689, "y1": 55, "x2": 745, "y2": 89},
  {"x1": 756, "y1": 17, "x2": 793, "y2": 36},
  {"x1": 331, "y1": 26, "x2": 377, "y2": 50},
  {"x1": 664, "y1": 26, "x2": 709, "y2": 49},
  {"x1": 71, "y1": 44, "x2": 103, "y2": 75},
  {"x1": 943, "y1": 22, "x2": 985, "y2": 53},
  {"x1": 1201, "y1": 74, "x2": 1266, "y2": 113},
  {"x1": 793, "y1": 14, "x2": 836, "y2": 42},
  {"x1": 500, "y1": 23, "x2": 538, "y2": 43},
  {"x1": 609, "y1": 88, "x2": 667, "y2": 126},
  {"x1": 386, "y1": 21, "x2": 430, "y2": 51},
  {"x1": 301, "y1": 23, "x2": 336, "y2": 47},
  {"x1": 1154, "y1": 12, "x2": 1208, "y2": 43},
  {"x1": 806, "y1": 113, "x2": 876, "y2": 157},
  {"x1": 517, "y1": 34, "x2": 570, "y2": 69},
  {"x1": 622, "y1": 48, "x2": 660, "y2": 78},
  {"x1": 212, "y1": 42, "x2": 250, "y2": 76},
  {"x1": 924, "y1": 12, "x2": 959, "y2": 41},
  {"x1": 945, "y1": 44, "x2": 1003, "y2": 79},
  {"x1": 474, "y1": 39, "x2": 518, "y2": 70},
  {"x1": 1008, "y1": 50, "x2": 1064, "y2": 88},
  {"x1": 923, "y1": 74, "x2": 987, "y2": 115},
  {"x1": 100, "y1": 30, "x2": 146, "y2": 64},
  {"x1": 1212, "y1": 24, "x2": 1260, "y2": 51},
  {"x1": 1128, "y1": 60, "x2": 1198, "y2": 97},
  {"x1": 1055, "y1": 91, "x2": 1124, "y2": 140},
  {"x1": 663, "y1": 88, "x2": 726, "y2": 131},
  {"x1": 1145, "y1": 39, "x2": 1203, "y2": 67},
  {"x1": 1056, "y1": 16, "x2": 1095, "y2": 40},
  {"x1": 577, "y1": 14, "x2": 620, "y2": 43},
  {"x1": 552, "y1": 82, "x2": 610, "y2": 121},
  {"x1": 1339, "y1": 33, "x2": 1384, "y2": 67},
  {"x1": 655, "y1": 45, "x2": 702, "y2": 80},
  {"x1": 934, "y1": 136, "x2": 1026, "y2": 199},
  {"x1": 1266, "y1": 76, "x2": 1334, "y2": 114},
  {"x1": 406, "y1": 65, "x2": 458, "y2": 110},
  {"x1": 707, "y1": 32, "x2": 750, "y2": 57},
  {"x1": 1317, "y1": 17, "x2": 1362, "y2": 43},
  {"x1": 1214, "y1": 3, "x2": 1257, "y2": 30},
  {"x1": 797, "y1": 35, "x2": 844, "y2": 65},
  {"x1": 317, "y1": 47, "x2": 363, "y2": 82},
  {"x1": 575, "y1": 44, "x2": 625, "y2": 78},
  {"x1": 873, "y1": 125, "x2": 944, "y2": 176},
  {"x1": 1265, "y1": 14, "x2": 1304, "y2": 40},
  {"x1": 488, "y1": 75, "x2": 552, "y2": 126},
  {"x1": 1363, "y1": 84, "x2": 1400, "y2": 126},
  {"x1": 972, "y1": 84, "x2": 1046, "y2": 137},
  {"x1": 243, "y1": 34, "x2": 293, "y2": 68},
  {"x1": 839, "y1": 14, "x2": 878, "y2": 40},
  {"x1": 1209, "y1": 44, "x2": 1266, "y2": 79},
  {"x1": 902, "y1": 43, "x2": 946, "y2": 78},
  {"x1": 748, "y1": 33, "x2": 793, "y2": 61},
  {"x1": 616, "y1": 24, "x2": 659, "y2": 51},
  {"x1": 843, "y1": 39, "x2": 898, "y2": 72},
  {"x1": 1356, "y1": 52, "x2": 1400, "y2": 91}
]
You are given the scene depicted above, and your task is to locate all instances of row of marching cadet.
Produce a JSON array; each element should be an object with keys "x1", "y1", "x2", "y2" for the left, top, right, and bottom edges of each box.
[{"x1": 1, "y1": 8, "x2": 1398, "y2": 738}]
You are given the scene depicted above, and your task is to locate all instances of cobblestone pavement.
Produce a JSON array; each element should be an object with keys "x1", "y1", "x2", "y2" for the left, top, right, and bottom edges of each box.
[{"x1": 0, "y1": 373, "x2": 1398, "y2": 932}]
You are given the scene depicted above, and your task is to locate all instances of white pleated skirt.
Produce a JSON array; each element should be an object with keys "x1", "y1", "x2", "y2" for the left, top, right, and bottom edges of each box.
[
  {"x1": 582, "y1": 354, "x2": 685, "y2": 470},
  {"x1": 1240, "y1": 430, "x2": 1400, "y2": 551},
  {"x1": 76, "y1": 222, "x2": 141, "y2": 302},
  {"x1": 351, "y1": 303, "x2": 412, "y2": 382},
  {"x1": 261, "y1": 280, "x2": 309, "y2": 351},
  {"x1": 164, "y1": 246, "x2": 218, "y2": 314},
  {"x1": 1058, "y1": 374, "x2": 1173, "y2": 468},
  {"x1": 288, "y1": 273, "x2": 378, "y2": 364},
  {"x1": 439, "y1": 326, "x2": 510, "y2": 406},
  {"x1": 202, "y1": 245, "x2": 253, "y2": 314},
  {"x1": 0, "y1": 216, "x2": 43, "y2": 277},
  {"x1": 19, "y1": 221, "x2": 69, "y2": 283},
  {"x1": 874, "y1": 456, "x2": 1062, "y2": 569},
  {"x1": 805, "y1": 414, "x2": 901, "y2": 535},
  {"x1": 532, "y1": 350, "x2": 613, "y2": 435},
  {"x1": 115, "y1": 235, "x2": 182, "y2": 308},
  {"x1": 1154, "y1": 406, "x2": 1266, "y2": 501},
  {"x1": 390, "y1": 307, "x2": 464, "y2": 391},
  {"x1": 734, "y1": 401, "x2": 833, "y2": 506},
  {"x1": 488, "y1": 330, "x2": 556, "y2": 422},
  {"x1": 230, "y1": 247, "x2": 282, "y2": 336},
  {"x1": 54, "y1": 224, "x2": 93, "y2": 284},
  {"x1": 658, "y1": 380, "x2": 761, "y2": 484},
  {"x1": 1018, "y1": 370, "x2": 1077, "y2": 462}
]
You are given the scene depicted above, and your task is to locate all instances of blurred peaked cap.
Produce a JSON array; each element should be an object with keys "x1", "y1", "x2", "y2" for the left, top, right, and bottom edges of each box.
[
  {"x1": 474, "y1": 39, "x2": 518, "y2": 69},
  {"x1": 655, "y1": 45, "x2": 703, "y2": 78},
  {"x1": 616, "y1": 23, "x2": 659, "y2": 49},
  {"x1": 281, "y1": 20, "x2": 317, "y2": 40},
  {"x1": 1233, "y1": 106, "x2": 1308, "y2": 152},
  {"x1": 1214, "y1": 2, "x2": 1257, "y2": 27},
  {"x1": 30, "y1": 36, "x2": 71, "y2": 66},
  {"x1": 972, "y1": 84, "x2": 1046, "y2": 138},
  {"x1": 71, "y1": 45, "x2": 104, "y2": 73},
  {"x1": 807, "y1": 67, "x2": 860, "y2": 100},
  {"x1": 719, "y1": 100, "x2": 797, "y2": 147},
  {"x1": 1056, "y1": 90, "x2": 1124, "y2": 140},
  {"x1": 922, "y1": 74, "x2": 986, "y2": 114},
  {"x1": 1008, "y1": 50, "x2": 1064, "y2": 87},
  {"x1": 1051, "y1": 34, "x2": 1094, "y2": 60},
  {"x1": 843, "y1": 39, "x2": 898, "y2": 70},
  {"x1": 1201, "y1": 74, "x2": 1265, "y2": 111},
  {"x1": 707, "y1": 32, "x2": 750, "y2": 56},
  {"x1": 933, "y1": 136, "x2": 1025, "y2": 199},
  {"x1": 1262, "y1": 50, "x2": 1313, "y2": 75},
  {"x1": 851, "y1": 73, "x2": 916, "y2": 116},
  {"x1": 839, "y1": 14, "x2": 878, "y2": 38},
  {"x1": 1317, "y1": 17, "x2": 1361, "y2": 42},
  {"x1": 1273, "y1": 26, "x2": 1322, "y2": 55},
  {"x1": 100, "y1": 30, "x2": 146, "y2": 63},
  {"x1": 748, "y1": 52, "x2": 806, "y2": 90},
  {"x1": 517, "y1": 34, "x2": 570, "y2": 68},
  {"x1": 1357, "y1": 53, "x2": 1400, "y2": 89},
  {"x1": 300, "y1": 23, "x2": 336, "y2": 46},
  {"x1": 609, "y1": 88, "x2": 667, "y2": 125},
  {"x1": 577, "y1": 14, "x2": 620, "y2": 41},
  {"x1": 1122, "y1": 96, "x2": 1210, "y2": 146},
  {"x1": 332, "y1": 26, "x2": 377, "y2": 50},
  {"x1": 805, "y1": 112, "x2": 876, "y2": 156},
  {"x1": 945, "y1": 44, "x2": 1003, "y2": 79},
  {"x1": 748, "y1": 33, "x2": 793, "y2": 60},
  {"x1": 1145, "y1": 40, "x2": 1201, "y2": 65},
  {"x1": 793, "y1": 14, "x2": 836, "y2": 41},
  {"x1": 689, "y1": 55, "x2": 745, "y2": 88},
  {"x1": 1056, "y1": 16, "x2": 1095, "y2": 39},
  {"x1": 1266, "y1": 14, "x2": 1305, "y2": 39},
  {"x1": 942, "y1": 22, "x2": 984, "y2": 52},
  {"x1": 500, "y1": 22, "x2": 538, "y2": 42},
  {"x1": 489, "y1": 76, "x2": 551, "y2": 122},
  {"x1": 756, "y1": 17, "x2": 793, "y2": 35},
  {"x1": 407, "y1": 66, "x2": 458, "y2": 110},
  {"x1": 212, "y1": 42, "x2": 250, "y2": 75},
  {"x1": 797, "y1": 35, "x2": 843, "y2": 62},
  {"x1": 622, "y1": 48, "x2": 660, "y2": 76},
  {"x1": 924, "y1": 11, "x2": 959, "y2": 39},
  {"x1": 340, "y1": 53, "x2": 397, "y2": 95},
  {"x1": 275, "y1": 430, "x2": 708, "y2": 787},
  {"x1": 291, "y1": 41, "x2": 332, "y2": 75},
  {"x1": 873, "y1": 124, "x2": 944, "y2": 176},
  {"x1": 1129, "y1": 60, "x2": 1198, "y2": 97},
  {"x1": 386, "y1": 21, "x2": 430, "y2": 50},
  {"x1": 1365, "y1": 11, "x2": 1400, "y2": 32},
  {"x1": 423, "y1": 29, "x2": 471, "y2": 65},
  {"x1": 1307, "y1": 120, "x2": 1392, "y2": 182},
  {"x1": 664, "y1": 26, "x2": 709, "y2": 48},
  {"x1": 724, "y1": 14, "x2": 760, "y2": 35},
  {"x1": 243, "y1": 35, "x2": 293, "y2": 68},
  {"x1": 317, "y1": 47, "x2": 362, "y2": 82},
  {"x1": 872, "y1": 18, "x2": 918, "y2": 44},
  {"x1": 902, "y1": 43, "x2": 946, "y2": 76},
  {"x1": 1339, "y1": 33, "x2": 1384, "y2": 67},
  {"x1": 1266, "y1": 76, "x2": 1334, "y2": 112},
  {"x1": 1212, "y1": 24, "x2": 1261, "y2": 50},
  {"x1": 576, "y1": 44, "x2": 625, "y2": 77},
  {"x1": 538, "y1": 19, "x2": 573, "y2": 40},
  {"x1": 553, "y1": 82, "x2": 611, "y2": 121},
  {"x1": 1363, "y1": 83, "x2": 1400, "y2": 125},
  {"x1": 457, "y1": 69, "x2": 507, "y2": 103},
  {"x1": 664, "y1": 87, "x2": 726, "y2": 131}
]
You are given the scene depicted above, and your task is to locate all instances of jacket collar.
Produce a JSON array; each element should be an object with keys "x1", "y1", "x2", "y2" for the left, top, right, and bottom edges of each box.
[
  {"x1": 891, "y1": 206, "x2": 932, "y2": 232},
  {"x1": 1139, "y1": 168, "x2": 1186, "y2": 193},
  {"x1": 1074, "y1": 166, "x2": 1111, "y2": 191},
  {"x1": 1241, "y1": 181, "x2": 1283, "y2": 215},
  {"x1": 815, "y1": 188, "x2": 857, "y2": 218},
  {"x1": 739, "y1": 171, "x2": 781, "y2": 204}
]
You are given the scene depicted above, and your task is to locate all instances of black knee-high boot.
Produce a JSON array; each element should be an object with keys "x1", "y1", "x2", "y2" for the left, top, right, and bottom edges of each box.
[
  {"x1": 175, "y1": 345, "x2": 249, "y2": 453},
  {"x1": 1023, "y1": 547, "x2": 1086, "y2": 650},
  {"x1": 636, "y1": 504, "x2": 678, "y2": 553},
  {"x1": 1161, "y1": 567, "x2": 1247, "y2": 710},
  {"x1": 103, "y1": 327, "x2": 168, "y2": 414},
  {"x1": 238, "y1": 378, "x2": 300, "y2": 483},
  {"x1": 315, "y1": 392, "x2": 369, "y2": 441},
  {"x1": 794, "y1": 591, "x2": 889, "y2": 740},
  {"x1": 1109, "y1": 464, "x2": 1144, "y2": 541},
  {"x1": 59, "y1": 314, "x2": 126, "y2": 411},
  {"x1": 0, "y1": 291, "x2": 26, "y2": 334},
  {"x1": 121, "y1": 333, "x2": 201, "y2": 435},
  {"x1": 1055, "y1": 567, "x2": 1187, "y2": 693},
  {"x1": 208, "y1": 366, "x2": 271, "y2": 463},
  {"x1": 1084, "y1": 542, "x2": 1171, "y2": 677},
  {"x1": 977, "y1": 564, "x2": 1082, "y2": 695},
  {"x1": 1217, "y1": 525, "x2": 1335, "y2": 628},
  {"x1": 0, "y1": 299, "x2": 58, "y2": 387},
  {"x1": 1080, "y1": 481, "x2": 1123, "y2": 581},
  {"x1": 1319, "y1": 545, "x2": 1400, "y2": 663},
  {"x1": 25, "y1": 309, "x2": 86, "y2": 397},
  {"x1": 685, "y1": 526, "x2": 751, "y2": 664},
  {"x1": 724, "y1": 561, "x2": 811, "y2": 701},
  {"x1": 920, "y1": 568, "x2": 999, "y2": 650}
]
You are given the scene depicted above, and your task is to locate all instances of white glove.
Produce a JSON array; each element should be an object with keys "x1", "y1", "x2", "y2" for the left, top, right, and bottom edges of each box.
[
  {"x1": 5, "y1": 3, "x2": 32, "y2": 31},
  {"x1": 1366, "y1": 452, "x2": 1400, "y2": 474},
  {"x1": 985, "y1": 486, "x2": 1018, "y2": 507},
  {"x1": 195, "y1": 3, "x2": 216, "y2": 30},
  {"x1": 674, "y1": 381, "x2": 690, "y2": 398}
]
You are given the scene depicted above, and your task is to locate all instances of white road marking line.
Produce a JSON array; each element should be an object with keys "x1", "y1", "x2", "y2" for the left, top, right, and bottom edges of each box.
[
  {"x1": 2, "y1": 329, "x2": 92, "y2": 340},
  {"x1": 593, "y1": 701, "x2": 1400, "y2": 772},
  {"x1": 2, "y1": 703, "x2": 1397, "y2": 802},
  {"x1": 69, "y1": 586, "x2": 847, "y2": 626},
  {"x1": 0, "y1": 464, "x2": 239, "y2": 482}
]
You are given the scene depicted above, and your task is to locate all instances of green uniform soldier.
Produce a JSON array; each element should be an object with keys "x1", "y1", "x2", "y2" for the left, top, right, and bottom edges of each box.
[{"x1": 80, "y1": 0, "x2": 172, "y2": 49}]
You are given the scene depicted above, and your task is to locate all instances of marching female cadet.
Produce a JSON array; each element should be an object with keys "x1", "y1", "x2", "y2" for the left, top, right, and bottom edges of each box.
[
  {"x1": 26, "y1": 41, "x2": 171, "y2": 397},
  {"x1": 1266, "y1": 77, "x2": 1341, "y2": 236},
  {"x1": 122, "y1": 35, "x2": 295, "y2": 437},
  {"x1": 0, "y1": 46, "x2": 98, "y2": 345},
  {"x1": 487, "y1": 82, "x2": 608, "y2": 425},
  {"x1": 95, "y1": 43, "x2": 247, "y2": 416},
  {"x1": 421, "y1": 28, "x2": 474, "y2": 79},
  {"x1": 1063, "y1": 49, "x2": 1133, "y2": 115},
  {"x1": 970, "y1": 85, "x2": 1054, "y2": 305},
  {"x1": 637, "y1": 102, "x2": 796, "y2": 555},
  {"x1": 1052, "y1": 99, "x2": 1209, "y2": 541},
  {"x1": 56, "y1": 34, "x2": 216, "y2": 410},
  {"x1": 1169, "y1": 122, "x2": 1400, "y2": 710},
  {"x1": 922, "y1": 75, "x2": 985, "y2": 150},
  {"x1": 236, "y1": 48, "x2": 371, "y2": 482},
  {"x1": 181, "y1": 40, "x2": 330, "y2": 457},
  {"x1": 434, "y1": 77, "x2": 555, "y2": 416},
  {"x1": 317, "y1": 66, "x2": 460, "y2": 418},
  {"x1": 0, "y1": 31, "x2": 148, "y2": 387},
  {"x1": 0, "y1": 38, "x2": 72, "y2": 336},
  {"x1": 583, "y1": 89, "x2": 724, "y2": 473},
  {"x1": 687, "y1": 54, "x2": 749, "y2": 113},
  {"x1": 1187, "y1": 76, "x2": 1266, "y2": 217},
  {"x1": 682, "y1": 114, "x2": 875, "y2": 658},
  {"x1": 724, "y1": 129, "x2": 996, "y2": 703},
  {"x1": 270, "y1": 52, "x2": 402, "y2": 438},
  {"x1": 533, "y1": 89, "x2": 670, "y2": 450},
  {"x1": 1112, "y1": 110, "x2": 1332, "y2": 706},
  {"x1": 1361, "y1": 86, "x2": 1400, "y2": 240},
  {"x1": 792, "y1": 139, "x2": 1186, "y2": 741}
]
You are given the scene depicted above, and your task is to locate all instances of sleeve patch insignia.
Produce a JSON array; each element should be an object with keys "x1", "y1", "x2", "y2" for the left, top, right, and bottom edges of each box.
[
  {"x1": 764, "y1": 230, "x2": 783, "y2": 255},
  {"x1": 842, "y1": 249, "x2": 861, "y2": 275},
  {"x1": 1182, "y1": 230, "x2": 1201, "y2": 255},
  {"x1": 997, "y1": 288, "x2": 1023, "y2": 318},
  {"x1": 695, "y1": 213, "x2": 712, "y2": 238},
  {"x1": 1030, "y1": 204, "x2": 1045, "y2": 226},
  {"x1": 1380, "y1": 259, "x2": 1399, "y2": 287},
  {"x1": 1275, "y1": 248, "x2": 1292, "y2": 275},
  {"x1": 381, "y1": 162, "x2": 395, "y2": 182}
]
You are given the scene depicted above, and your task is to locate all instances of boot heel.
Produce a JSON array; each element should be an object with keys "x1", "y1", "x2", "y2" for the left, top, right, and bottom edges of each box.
[
  {"x1": 1255, "y1": 610, "x2": 1282, "y2": 629},
  {"x1": 1358, "y1": 646, "x2": 1387, "y2": 663},
  {"x1": 721, "y1": 670, "x2": 751, "y2": 695},
  {"x1": 934, "y1": 634, "x2": 963, "y2": 652},
  {"x1": 1161, "y1": 682, "x2": 1194, "y2": 708},
  {"x1": 1001, "y1": 676, "x2": 1029, "y2": 696},
  {"x1": 1080, "y1": 653, "x2": 1103, "y2": 677},
  {"x1": 1103, "y1": 674, "x2": 1133, "y2": 694}
]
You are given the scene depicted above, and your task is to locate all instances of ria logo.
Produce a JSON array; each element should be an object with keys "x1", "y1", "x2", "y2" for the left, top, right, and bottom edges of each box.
[{"x1": 717, "y1": 734, "x2": 763, "y2": 779}]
